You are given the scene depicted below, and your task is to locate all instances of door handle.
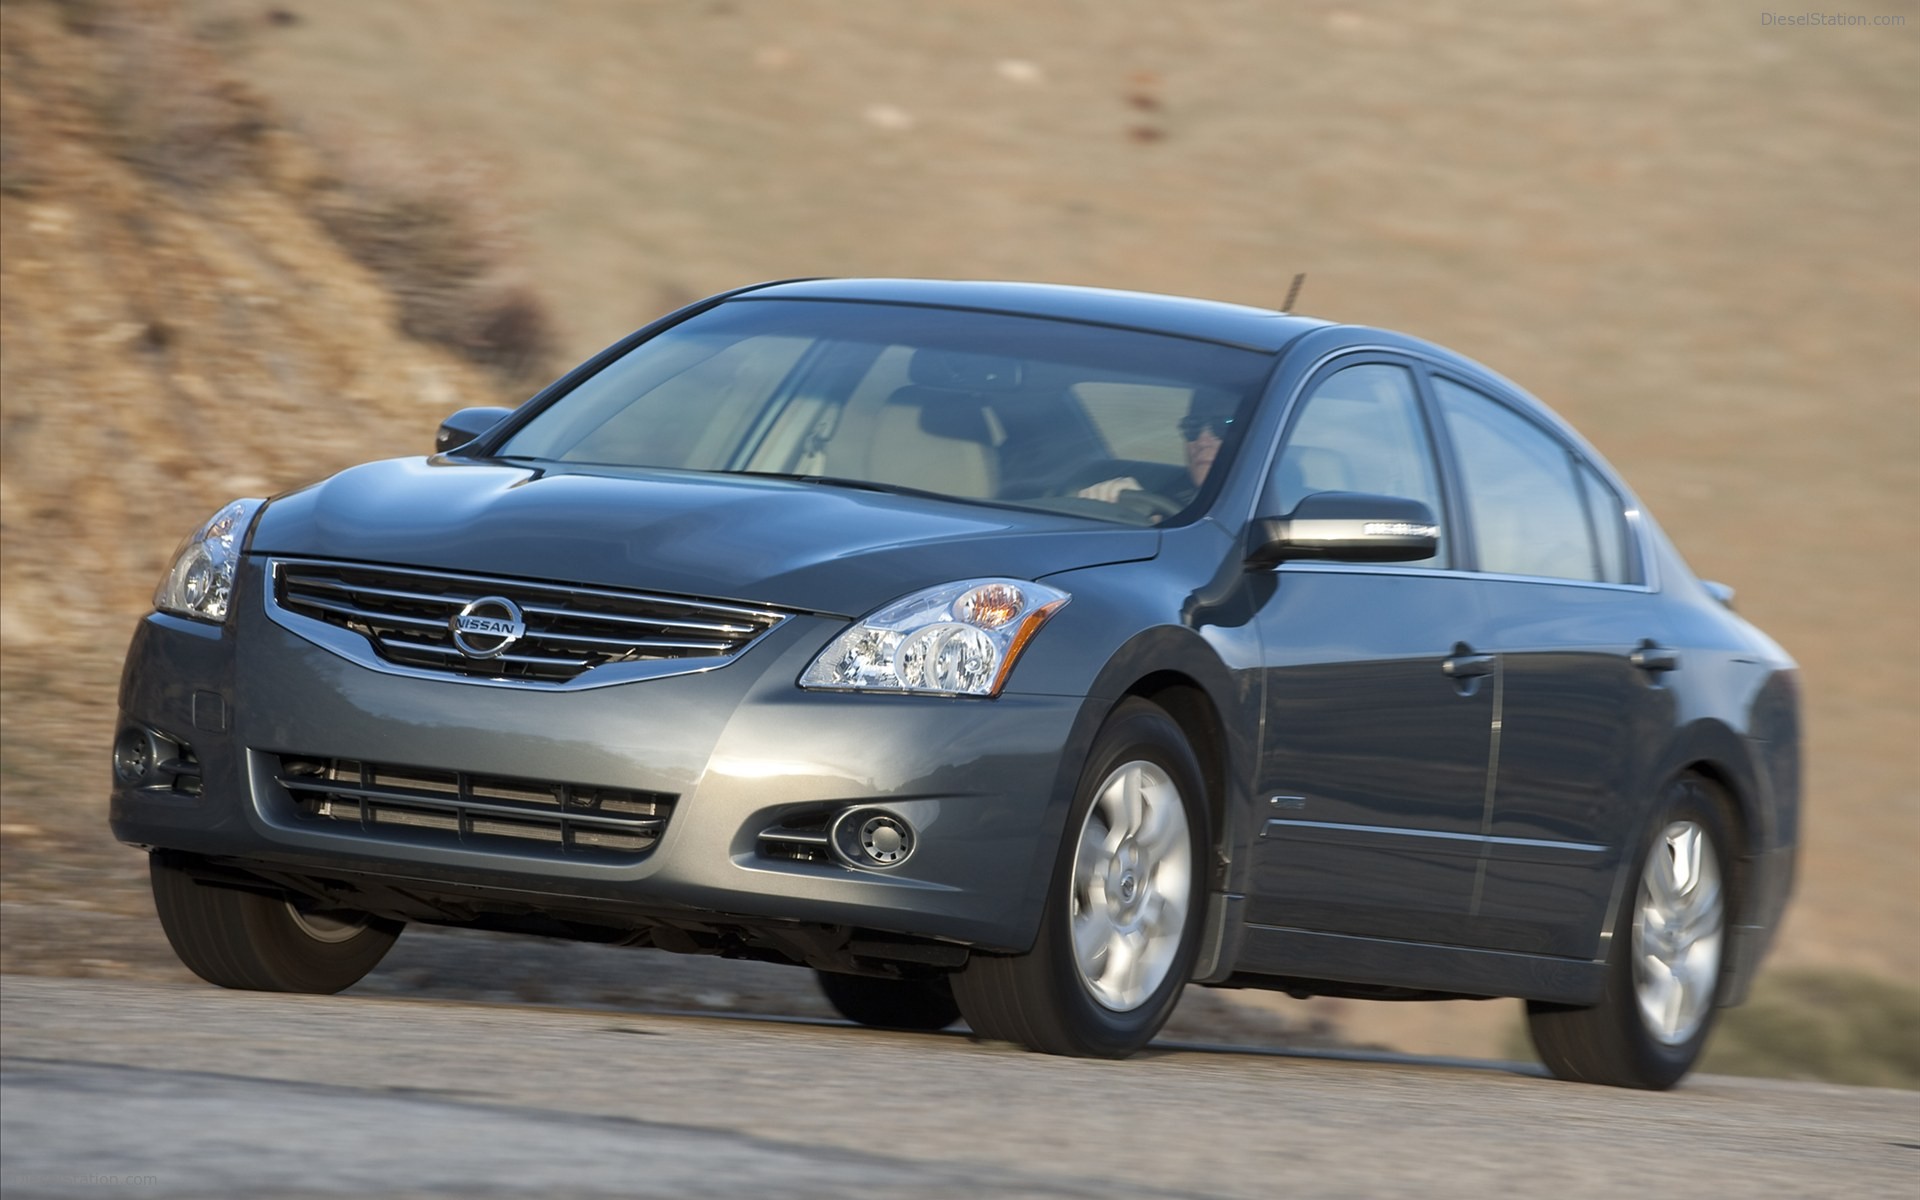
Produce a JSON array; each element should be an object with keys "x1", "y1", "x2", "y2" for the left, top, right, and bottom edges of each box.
[
  {"x1": 1630, "y1": 643, "x2": 1681, "y2": 674},
  {"x1": 1442, "y1": 653, "x2": 1497, "y2": 679}
]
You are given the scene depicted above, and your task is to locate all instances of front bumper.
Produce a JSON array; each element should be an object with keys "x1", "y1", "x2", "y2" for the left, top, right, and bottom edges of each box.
[{"x1": 109, "y1": 562, "x2": 1093, "y2": 952}]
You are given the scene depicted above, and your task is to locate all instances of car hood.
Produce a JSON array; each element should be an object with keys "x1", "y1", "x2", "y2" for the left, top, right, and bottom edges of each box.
[{"x1": 249, "y1": 458, "x2": 1160, "y2": 616}]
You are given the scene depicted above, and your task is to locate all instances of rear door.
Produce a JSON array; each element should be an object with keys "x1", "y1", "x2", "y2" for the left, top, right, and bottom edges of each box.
[{"x1": 1428, "y1": 374, "x2": 1678, "y2": 957}]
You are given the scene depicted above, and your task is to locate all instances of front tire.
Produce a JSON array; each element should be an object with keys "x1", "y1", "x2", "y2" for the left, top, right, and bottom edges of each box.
[
  {"x1": 150, "y1": 855, "x2": 403, "y2": 994},
  {"x1": 953, "y1": 697, "x2": 1208, "y2": 1057},
  {"x1": 1527, "y1": 776, "x2": 1733, "y2": 1088},
  {"x1": 815, "y1": 971, "x2": 961, "y2": 1031}
]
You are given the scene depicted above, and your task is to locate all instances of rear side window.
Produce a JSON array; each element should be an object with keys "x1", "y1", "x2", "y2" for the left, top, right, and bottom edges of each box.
[{"x1": 1433, "y1": 378, "x2": 1603, "y2": 582}]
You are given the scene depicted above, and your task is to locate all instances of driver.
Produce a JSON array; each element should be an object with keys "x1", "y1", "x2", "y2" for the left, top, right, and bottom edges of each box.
[{"x1": 1076, "y1": 389, "x2": 1237, "y2": 509}]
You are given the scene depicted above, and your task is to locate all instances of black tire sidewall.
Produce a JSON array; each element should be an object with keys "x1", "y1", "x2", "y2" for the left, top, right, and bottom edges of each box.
[
  {"x1": 151, "y1": 856, "x2": 400, "y2": 994},
  {"x1": 814, "y1": 970, "x2": 960, "y2": 1030},
  {"x1": 250, "y1": 897, "x2": 401, "y2": 993}
]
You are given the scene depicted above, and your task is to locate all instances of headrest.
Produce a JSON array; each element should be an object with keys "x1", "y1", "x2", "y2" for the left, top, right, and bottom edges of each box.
[
  {"x1": 1186, "y1": 387, "x2": 1240, "y2": 420},
  {"x1": 881, "y1": 386, "x2": 998, "y2": 445},
  {"x1": 907, "y1": 348, "x2": 1024, "y2": 392}
]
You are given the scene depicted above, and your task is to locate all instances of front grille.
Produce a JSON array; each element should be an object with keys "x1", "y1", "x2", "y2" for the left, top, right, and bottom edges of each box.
[
  {"x1": 277, "y1": 755, "x2": 674, "y2": 861},
  {"x1": 272, "y1": 560, "x2": 786, "y2": 685}
]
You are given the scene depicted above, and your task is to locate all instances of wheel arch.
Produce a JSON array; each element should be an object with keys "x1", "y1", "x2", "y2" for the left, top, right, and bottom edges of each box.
[
  {"x1": 1124, "y1": 672, "x2": 1230, "y2": 872},
  {"x1": 1606, "y1": 719, "x2": 1776, "y2": 1005},
  {"x1": 1067, "y1": 623, "x2": 1257, "y2": 983},
  {"x1": 1650, "y1": 719, "x2": 1769, "y2": 867},
  {"x1": 1075, "y1": 626, "x2": 1256, "y2": 889}
]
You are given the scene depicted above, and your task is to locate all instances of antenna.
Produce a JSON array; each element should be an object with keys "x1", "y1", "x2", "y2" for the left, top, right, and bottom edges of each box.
[{"x1": 1281, "y1": 273, "x2": 1306, "y2": 313}]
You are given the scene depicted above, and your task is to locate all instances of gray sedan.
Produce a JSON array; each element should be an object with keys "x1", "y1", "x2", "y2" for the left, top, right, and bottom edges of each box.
[{"x1": 112, "y1": 279, "x2": 1798, "y2": 1088}]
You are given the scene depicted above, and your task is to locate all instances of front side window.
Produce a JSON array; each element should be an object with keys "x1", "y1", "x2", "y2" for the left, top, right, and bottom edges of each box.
[
  {"x1": 1433, "y1": 378, "x2": 1604, "y2": 582},
  {"x1": 1265, "y1": 362, "x2": 1447, "y2": 568},
  {"x1": 496, "y1": 299, "x2": 1274, "y2": 527}
]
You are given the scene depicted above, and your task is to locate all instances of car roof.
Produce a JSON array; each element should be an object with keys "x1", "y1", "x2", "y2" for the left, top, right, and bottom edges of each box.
[{"x1": 743, "y1": 278, "x2": 1331, "y2": 354}]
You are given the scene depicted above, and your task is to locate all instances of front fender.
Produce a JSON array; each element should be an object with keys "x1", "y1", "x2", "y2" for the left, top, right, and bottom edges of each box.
[{"x1": 1010, "y1": 535, "x2": 1264, "y2": 978}]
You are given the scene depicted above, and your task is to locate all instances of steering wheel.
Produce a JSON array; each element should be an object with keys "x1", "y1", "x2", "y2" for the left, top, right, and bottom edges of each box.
[{"x1": 1113, "y1": 486, "x2": 1186, "y2": 521}]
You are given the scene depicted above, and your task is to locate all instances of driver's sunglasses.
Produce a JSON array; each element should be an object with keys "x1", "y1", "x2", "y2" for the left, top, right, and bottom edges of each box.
[{"x1": 1179, "y1": 415, "x2": 1234, "y2": 442}]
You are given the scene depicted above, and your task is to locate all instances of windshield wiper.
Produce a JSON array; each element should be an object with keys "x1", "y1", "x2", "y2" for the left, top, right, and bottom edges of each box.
[{"x1": 725, "y1": 472, "x2": 958, "y2": 503}]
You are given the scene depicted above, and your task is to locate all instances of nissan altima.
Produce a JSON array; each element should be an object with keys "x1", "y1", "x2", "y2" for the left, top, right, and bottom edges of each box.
[{"x1": 112, "y1": 278, "x2": 1799, "y2": 1088}]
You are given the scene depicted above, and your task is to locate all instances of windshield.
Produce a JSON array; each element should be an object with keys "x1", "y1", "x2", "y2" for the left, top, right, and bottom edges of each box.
[{"x1": 496, "y1": 298, "x2": 1274, "y2": 526}]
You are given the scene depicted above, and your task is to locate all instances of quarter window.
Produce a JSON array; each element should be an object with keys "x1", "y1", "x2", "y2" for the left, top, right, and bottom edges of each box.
[
  {"x1": 1433, "y1": 378, "x2": 1602, "y2": 582},
  {"x1": 1576, "y1": 460, "x2": 1639, "y2": 585},
  {"x1": 1267, "y1": 363, "x2": 1447, "y2": 568}
]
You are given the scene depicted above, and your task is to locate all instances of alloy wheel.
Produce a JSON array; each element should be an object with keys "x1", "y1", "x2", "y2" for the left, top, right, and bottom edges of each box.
[
  {"x1": 1069, "y1": 759, "x2": 1193, "y2": 1012},
  {"x1": 1631, "y1": 819, "x2": 1724, "y2": 1045}
]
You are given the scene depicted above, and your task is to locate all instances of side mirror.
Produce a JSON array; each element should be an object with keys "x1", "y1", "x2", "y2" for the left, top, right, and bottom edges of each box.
[
  {"x1": 435, "y1": 406, "x2": 514, "y2": 455},
  {"x1": 1246, "y1": 491, "x2": 1439, "y2": 568}
]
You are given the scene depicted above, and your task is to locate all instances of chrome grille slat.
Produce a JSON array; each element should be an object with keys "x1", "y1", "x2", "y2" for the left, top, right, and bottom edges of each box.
[
  {"x1": 276, "y1": 754, "x2": 675, "y2": 862},
  {"x1": 271, "y1": 559, "x2": 789, "y2": 686},
  {"x1": 516, "y1": 602, "x2": 758, "y2": 637},
  {"x1": 295, "y1": 594, "x2": 450, "y2": 631},
  {"x1": 278, "y1": 574, "x2": 465, "y2": 610},
  {"x1": 522, "y1": 629, "x2": 734, "y2": 653},
  {"x1": 375, "y1": 636, "x2": 593, "y2": 670}
]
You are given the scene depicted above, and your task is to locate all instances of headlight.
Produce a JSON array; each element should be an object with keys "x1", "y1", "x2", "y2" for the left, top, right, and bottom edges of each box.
[
  {"x1": 800, "y1": 579, "x2": 1070, "y2": 697},
  {"x1": 154, "y1": 498, "x2": 264, "y2": 623}
]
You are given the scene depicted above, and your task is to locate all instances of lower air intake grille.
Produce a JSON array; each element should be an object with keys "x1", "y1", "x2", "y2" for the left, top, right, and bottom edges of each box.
[{"x1": 276, "y1": 755, "x2": 674, "y2": 862}]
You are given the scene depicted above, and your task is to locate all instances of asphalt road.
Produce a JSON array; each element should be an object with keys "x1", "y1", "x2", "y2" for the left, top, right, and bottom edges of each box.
[{"x1": 2, "y1": 976, "x2": 1914, "y2": 1199}]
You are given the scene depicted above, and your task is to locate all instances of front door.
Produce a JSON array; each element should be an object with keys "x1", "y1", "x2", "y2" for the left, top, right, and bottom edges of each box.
[{"x1": 1245, "y1": 361, "x2": 1494, "y2": 945}]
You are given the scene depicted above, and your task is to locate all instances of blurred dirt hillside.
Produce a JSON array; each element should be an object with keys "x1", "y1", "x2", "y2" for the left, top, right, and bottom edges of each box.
[
  {"x1": 3, "y1": 0, "x2": 1916, "y2": 1074},
  {"x1": 0, "y1": 2, "x2": 549, "y2": 920}
]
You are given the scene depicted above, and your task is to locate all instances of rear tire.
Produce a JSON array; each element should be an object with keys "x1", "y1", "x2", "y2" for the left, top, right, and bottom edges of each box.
[
  {"x1": 1527, "y1": 776, "x2": 1733, "y2": 1089},
  {"x1": 815, "y1": 971, "x2": 960, "y2": 1031},
  {"x1": 952, "y1": 697, "x2": 1208, "y2": 1057},
  {"x1": 150, "y1": 855, "x2": 402, "y2": 994}
]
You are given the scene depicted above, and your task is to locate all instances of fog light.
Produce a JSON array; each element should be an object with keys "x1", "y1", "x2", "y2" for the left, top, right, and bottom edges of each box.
[
  {"x1": 112, "y1": 728, "x2": 159, "y2": 784},
  {"x1": 830, "y1": 808, "x2": 916, "y2": 869}
]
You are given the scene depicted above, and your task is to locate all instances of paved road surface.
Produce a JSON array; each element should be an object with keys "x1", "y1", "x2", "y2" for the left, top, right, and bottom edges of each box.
[{"x1": 2, "y1": 976, "x2": 1913, "y2": 1198}]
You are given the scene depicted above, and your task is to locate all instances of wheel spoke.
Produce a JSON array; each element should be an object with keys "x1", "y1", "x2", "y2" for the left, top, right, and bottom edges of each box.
[
  {"x1": 1678, "y1": 877, "x2": 1722, "y2": 937},
  {"x1": 1669, "y1": 825, "x2": 1704, "y2": 894},
  {"x1": 1137, "y1": 890, "x2": 1167, "y2": 938},
  {"x1": 1119, "y1": 928, "x2": 1152, "y2": 1006},
  {"x1": 1660, "y1": 968, "x2": 1686, "y2": 1035},
  {"x1": 1076, "y1": 814, "x2": 1111, "y2": 892},
  {"x1": 1135, "y1": 783, "x2": 1173, "y2": 855},
  {"x1": 1644, "y1": 851, "x2": 1677, "y2": 911},
  {"x1": 1673, "y1": 939, "x2": 1719, "y2": 1006},
  {"x1": 1640, "y1": 904, "x2": 1672, "y2": 942},
  {"x1": 1118, "y1": 769, "x2": 1147, "y2": 840},
  {"x1": 1150, "y1": 859, "x2": 1189, "y2": 921},
  {"x1": 1073, "y1": 906, "x2": 1110, "y2": 976},
  {"x1": 1095, "y1": 776, "x2": 1130, "y2": 854},
  {"x1": 1639, "y1": 952, "x2": 1679, "y2": 1030},
  {"x1": 1102, "y1": 927, "x2": 1140, "y2": 1003}
]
